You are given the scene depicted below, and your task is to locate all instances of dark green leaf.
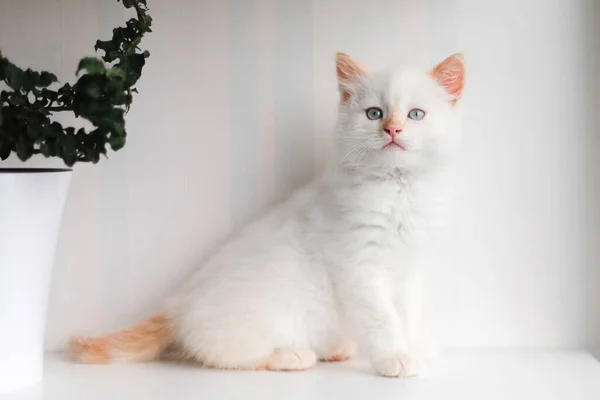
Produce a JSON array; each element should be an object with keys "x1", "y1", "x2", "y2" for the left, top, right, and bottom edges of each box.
[
  {"x1": 95, "y1": 40, "x2": 120, "y2": 63},
  {"x1": 121, "y1": 26, "x2": 137, "y2": 41},
  {"x1": 106, "y1": 66, "x2": 126, "y2": 80},
  {"x1": 94, "y1": 40, "x2": 114, "y2": 52},
  {"x1": 61, "y1": 128, "x2": 77, "y2": 166},
  {"x1": 109, "y1": 133, "x2": 126, "y2": 151},
  {"x1": 5, "y1": 63, "x2": 25, "y2": 90},
  {"x1": 0, "y1": 136, "x2": 10, "y2": 160},
  {"x1": 16, "y1": 136, "x2": 33, "y2": 161},
  {"x1": 26, "y1": 122, "x2": 42, "y2": 140},
  {"x1": 77, "y1": 57, "x2": 106, "y2": 75},
  {"x1": 40, "y1": 142, "x2": 51, "y2": 157},
  {"x1": 120, "y1": 54, "x2": 146, "y2": 86},
  {"x1": 9, "y1": 92, "x2": 26, "y2": 106},
  {"x1": 46, "y1": 122, "x2": 63, "y2": 138},
  {"x1": 0, "y1": 59, "x2": 7, "y2": 81},
  {"x1": 84, "y1": 83, "x2": 103, "y2": 99},
  {"x1": 40, "y1": 88, "x2": 58, "y2": 102},
  {"x1": 39, "y1": 71, "x2": 58, "y2": 87}
]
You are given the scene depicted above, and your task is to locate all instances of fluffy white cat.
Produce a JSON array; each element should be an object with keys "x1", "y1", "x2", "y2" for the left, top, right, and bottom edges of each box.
[{"x1": 70, "y1": 52, "x2": 466, "y2": 378}]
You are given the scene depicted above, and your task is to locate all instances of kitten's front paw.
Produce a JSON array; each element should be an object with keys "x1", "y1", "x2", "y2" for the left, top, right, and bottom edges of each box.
[{"x1": 370, "y1": 351, "x2": 422, "y2": 378}]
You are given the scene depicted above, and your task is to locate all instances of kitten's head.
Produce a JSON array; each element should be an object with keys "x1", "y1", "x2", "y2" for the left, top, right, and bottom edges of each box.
[{"x1": 334, "y1": 52, "x2": 466, "y2": 175}]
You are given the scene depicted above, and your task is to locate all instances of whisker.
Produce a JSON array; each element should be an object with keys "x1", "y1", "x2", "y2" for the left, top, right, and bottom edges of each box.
[
  {"x1": 351, "y1": 146, "x2": 370, "y2": 168},
  {"x1": 338, "y1": 142, "x2": 367, "y2": 166}
]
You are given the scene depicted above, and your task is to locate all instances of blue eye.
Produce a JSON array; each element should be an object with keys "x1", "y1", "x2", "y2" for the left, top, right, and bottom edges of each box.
[
  {"x1": 366, "y1": 107, "x2": 383, "y2": 120},
  {"x1": 408, "y1": 109, "x2": 426, "y2": 120}
]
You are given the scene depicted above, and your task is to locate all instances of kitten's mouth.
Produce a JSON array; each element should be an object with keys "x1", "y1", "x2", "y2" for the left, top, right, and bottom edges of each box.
[{"x1": 384, "y1": 141, "x2": 405, "y2": 150}]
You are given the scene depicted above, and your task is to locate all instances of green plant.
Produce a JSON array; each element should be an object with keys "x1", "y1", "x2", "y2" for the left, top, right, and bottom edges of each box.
[{"x1": 0, "y1": 0, "x2": 152, "y2": 167}]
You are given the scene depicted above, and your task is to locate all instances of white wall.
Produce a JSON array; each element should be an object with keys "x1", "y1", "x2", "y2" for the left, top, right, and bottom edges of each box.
[{"x1": 1, "y1": 0, "x2": 599, "y2": 351}]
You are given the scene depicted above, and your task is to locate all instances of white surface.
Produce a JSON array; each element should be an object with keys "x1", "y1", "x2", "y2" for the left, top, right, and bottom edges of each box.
[
  {"x1": 0, "y1": 171, "x2": 72, "y2": 394},
  {"x1": 1, "y1": 350, "x2": 599, "y2": 400},
  {"x1": 0, "y1": 0, "x2": 599, "y2": 351}
]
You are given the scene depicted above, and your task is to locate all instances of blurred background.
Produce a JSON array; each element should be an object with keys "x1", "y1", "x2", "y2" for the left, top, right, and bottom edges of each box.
[{"x1": 1, "y1": 0, "x2": 599, "y2": 353}]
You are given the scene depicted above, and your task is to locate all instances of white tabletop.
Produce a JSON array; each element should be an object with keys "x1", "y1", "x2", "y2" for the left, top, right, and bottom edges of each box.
[{"x1": 3, "y1": 350, "x2": 600, "y2": 400}]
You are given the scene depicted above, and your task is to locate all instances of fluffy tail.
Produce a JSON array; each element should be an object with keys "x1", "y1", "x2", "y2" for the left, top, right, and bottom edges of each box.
[{"x1": 69, "y1": 313, "x2": 171, "y2": 363}]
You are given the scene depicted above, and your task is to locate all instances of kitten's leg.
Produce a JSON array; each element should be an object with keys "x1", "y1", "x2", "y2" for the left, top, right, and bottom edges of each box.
[
  {"x1": 397, "y1": 272, "x2": 423, "y2": 345},
  {"x1": 319, "y1": 339, "x2": 356, "y2": 362},
  {"x1": 396, "y1": 273, "x2": 436, "y2": 365},
  {"x1": 336, "y1": 263, "x2": 420, "y2": 378},
  {"x1": 256, "y1": 348, "x2": 317, "y2": 371}
]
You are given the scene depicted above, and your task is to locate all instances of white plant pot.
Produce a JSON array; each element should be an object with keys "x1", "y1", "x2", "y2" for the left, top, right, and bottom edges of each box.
[{"x1": 0, "y1": 168, "x2": 72, "y2": 394}]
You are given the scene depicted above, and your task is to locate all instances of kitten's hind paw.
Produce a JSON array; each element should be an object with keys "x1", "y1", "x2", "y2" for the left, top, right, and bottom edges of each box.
[
  {"x1": 256, "y1": 348, "x2": 317, "y2": 371},
  {"x1": 320, "y1": 340, "x2": 356, "y2": 362},
  {"x1": 370, "y1": 350, "x2": 422, "y2": 378}
]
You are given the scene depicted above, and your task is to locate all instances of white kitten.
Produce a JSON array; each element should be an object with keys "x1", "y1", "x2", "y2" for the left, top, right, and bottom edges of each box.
[{"x1": 70, "y1": 52, "x2": 466, "y2": 378}]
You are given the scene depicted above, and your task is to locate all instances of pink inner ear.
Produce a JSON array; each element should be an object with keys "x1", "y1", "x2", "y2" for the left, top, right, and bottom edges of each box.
[
  {"x1": 431, "y1": 54, "x2": 465, "y2": 104},
  {"x1": 336, "y1": 52, "x2": 367, "y2": 102}
]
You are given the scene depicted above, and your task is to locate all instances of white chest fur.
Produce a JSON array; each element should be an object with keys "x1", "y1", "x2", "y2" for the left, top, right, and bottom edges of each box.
[{"x1": 334, "y1": 172, "x2": 431, "y2": 242}]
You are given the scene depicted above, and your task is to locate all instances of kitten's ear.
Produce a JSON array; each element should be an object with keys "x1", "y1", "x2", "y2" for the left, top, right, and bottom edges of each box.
[
  {"x1": 431, "y1": 53, "x2": 466, "y2": 104},
  {"x1": 336, "y1": 52, "x2": 367, "y2": 102}
]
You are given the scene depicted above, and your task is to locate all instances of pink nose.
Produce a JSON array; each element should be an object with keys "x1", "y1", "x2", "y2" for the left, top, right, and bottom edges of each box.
[{"x1": 384, "y1": 125, "x2": 402, "y2": 137}]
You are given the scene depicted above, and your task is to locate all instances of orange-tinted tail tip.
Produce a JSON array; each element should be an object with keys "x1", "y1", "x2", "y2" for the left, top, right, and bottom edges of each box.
[{"x1": 69, "y1": 337, "x2": 112, "y2": 364}]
